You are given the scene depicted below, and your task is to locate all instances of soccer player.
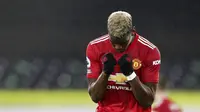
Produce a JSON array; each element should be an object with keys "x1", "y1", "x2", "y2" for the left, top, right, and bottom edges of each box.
[
  {"x1": 153, "y1": 76, "x2": 182, "y2": 112},
  {"x1": 86, "y1": 11, "x2": 161, "y2": 112}
]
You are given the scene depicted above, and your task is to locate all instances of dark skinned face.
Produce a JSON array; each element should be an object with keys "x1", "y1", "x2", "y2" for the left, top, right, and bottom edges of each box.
[{"x1": 109, "y1": 32, "x2": 132, "y2": 52}]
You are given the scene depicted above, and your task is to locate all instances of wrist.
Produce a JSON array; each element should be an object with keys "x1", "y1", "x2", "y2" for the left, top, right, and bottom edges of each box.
[{"x1": 126, "y1": 72, "x2": 136, "y2": 82}]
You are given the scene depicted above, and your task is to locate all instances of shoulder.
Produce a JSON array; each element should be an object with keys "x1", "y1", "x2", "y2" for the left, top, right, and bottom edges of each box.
[
  {"x1": 86, "y1": 34, "x2": 110, "y2": 57},
  {"x1": 137, "y1": 34, "x2": 157, "y2": 50},
  {"x1": 88, "y1": 34, "x2": 110, "y2": 46},
  {"x1": 136, "y1": 34, "x2": 160, "y2": 59}
]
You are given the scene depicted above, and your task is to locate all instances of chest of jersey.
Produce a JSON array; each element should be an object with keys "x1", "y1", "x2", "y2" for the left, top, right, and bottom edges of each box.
[{"x1": 98, "y1": 42, "x2": 145, "y2": 88}]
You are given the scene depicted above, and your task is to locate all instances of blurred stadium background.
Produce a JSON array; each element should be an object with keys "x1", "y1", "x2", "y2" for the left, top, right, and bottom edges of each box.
[{"x1": 0, "y1": 0, "x2": 200, "y2": 112}]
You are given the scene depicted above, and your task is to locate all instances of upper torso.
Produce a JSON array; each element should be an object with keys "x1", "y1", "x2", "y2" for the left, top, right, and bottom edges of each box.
[{"x1": 86, "y1": 32, "x2": 161, "y2": 112}]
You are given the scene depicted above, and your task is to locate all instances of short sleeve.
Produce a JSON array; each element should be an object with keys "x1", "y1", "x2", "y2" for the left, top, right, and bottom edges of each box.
[
  {"x1": 86, "y1": 43, "x2": 101, "y2": 79},
  {"x1": 141, "y1": 47, "x2": 161, "y2": 83}
]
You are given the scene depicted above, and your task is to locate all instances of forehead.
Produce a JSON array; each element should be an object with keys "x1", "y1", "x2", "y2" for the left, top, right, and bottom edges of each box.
[{"x1": 109, "y1": 31, "x2": 131, "y2": 43}]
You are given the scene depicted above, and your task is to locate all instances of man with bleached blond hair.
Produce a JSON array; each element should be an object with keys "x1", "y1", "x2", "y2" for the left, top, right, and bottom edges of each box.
[{"x1": 86, "y1": 11, "x2": 161, "y2": 112}]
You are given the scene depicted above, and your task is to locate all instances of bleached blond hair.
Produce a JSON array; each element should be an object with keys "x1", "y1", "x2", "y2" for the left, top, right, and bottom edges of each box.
[{"x1": 107, "y1": 11, "x2": 132, "y2": 38}]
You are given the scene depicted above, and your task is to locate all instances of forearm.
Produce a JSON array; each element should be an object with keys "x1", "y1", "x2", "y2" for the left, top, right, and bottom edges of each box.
[
  {"x1": 88, "y1": 72, "x2": 109, "y2": 103},
  {"x1": 128, "y1": 77, "x2": 155, "y2": 108}
]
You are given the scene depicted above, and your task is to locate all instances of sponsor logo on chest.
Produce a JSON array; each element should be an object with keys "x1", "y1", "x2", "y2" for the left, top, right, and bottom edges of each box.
[{"x1": 107, "y1": 73, "x2": 131, "y2": 91}]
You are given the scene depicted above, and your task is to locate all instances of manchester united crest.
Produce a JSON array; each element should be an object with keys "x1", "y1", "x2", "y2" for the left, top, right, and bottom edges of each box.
[{"x1": 132, "y1": 58, "x2": 142, "y2": 70}]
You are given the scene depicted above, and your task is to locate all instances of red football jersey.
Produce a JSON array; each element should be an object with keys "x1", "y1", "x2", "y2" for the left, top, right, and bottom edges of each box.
[
  {"x1": 86, "y1": 32, "x2": 161, "y2": 112},
  {"x1": 153, "y1": 96, "x2": 182, "y2": 112}
]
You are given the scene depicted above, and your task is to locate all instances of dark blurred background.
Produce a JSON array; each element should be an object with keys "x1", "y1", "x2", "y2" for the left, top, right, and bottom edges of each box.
[{"x1": 0, "y1": 0, "x2": 200, "y2": 89}]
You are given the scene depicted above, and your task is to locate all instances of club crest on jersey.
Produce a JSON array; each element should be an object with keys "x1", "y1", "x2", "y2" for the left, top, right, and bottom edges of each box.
[{"x1": 132, "y1": 58, "x2": 142, "y2": 70}]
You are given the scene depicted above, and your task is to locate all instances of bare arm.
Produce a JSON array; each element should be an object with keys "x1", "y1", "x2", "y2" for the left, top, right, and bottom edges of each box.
[
  {"x1": 117, "y1": 47, "x2": 160, "y2": 108},
  {"x1": 87, "y1": 72, "x2": 109, "y2": 103},
  {"x1": 128, "y1": 77, "x2": 157, "y2": 108}
]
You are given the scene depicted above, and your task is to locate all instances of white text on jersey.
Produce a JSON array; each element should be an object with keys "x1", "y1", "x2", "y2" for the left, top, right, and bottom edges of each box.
[
  {"x1": 153, "y1": 60, "x2": 161, "y2": 65},
  {"x1": 107, "y1": 85, "x2": 131, "y2": 91}
]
